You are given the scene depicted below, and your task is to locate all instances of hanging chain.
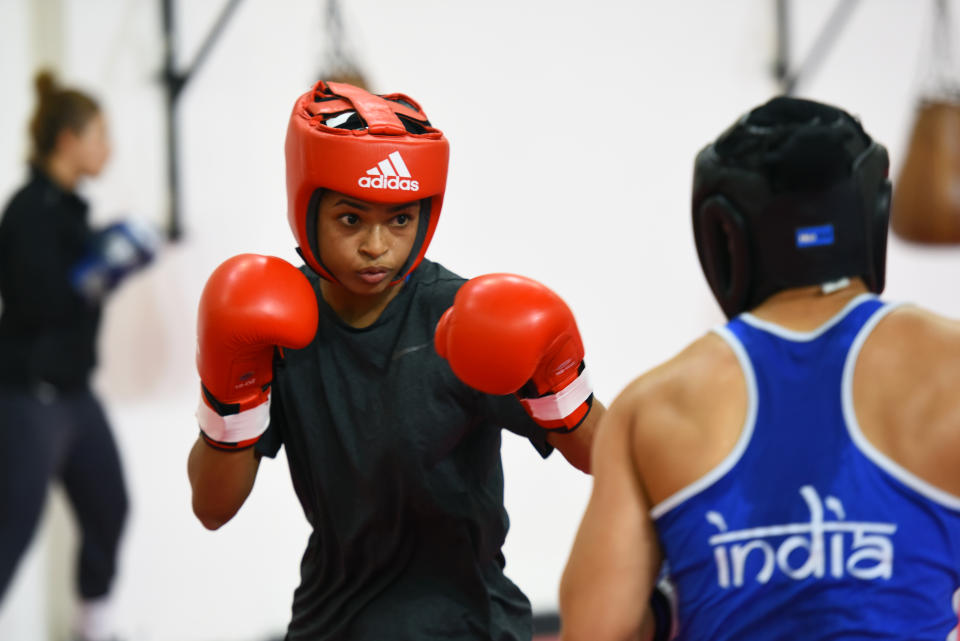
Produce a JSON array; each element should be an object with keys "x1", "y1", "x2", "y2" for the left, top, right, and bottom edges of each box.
[
  {"x1": 925, "y1": 0, "x2": 960, "y2": 100},
  {"x1": 325, "y1": 0, "x2": 348, "y2": 71},
  {"x1": 318, "y1": 0, "x2": 368, "y2": 87}
]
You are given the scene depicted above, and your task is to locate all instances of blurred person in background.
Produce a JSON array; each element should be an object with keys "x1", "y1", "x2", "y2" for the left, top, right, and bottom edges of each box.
[{"x1": 0, "y1": 70, "x2": 155, "y2": 641}]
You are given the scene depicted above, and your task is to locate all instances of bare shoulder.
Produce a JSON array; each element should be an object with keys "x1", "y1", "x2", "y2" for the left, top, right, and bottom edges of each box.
[
  {"x1": 858, "y1": 305, "x2": 960, "y2": 398},
  {"x1": 612, "y1": 332, "x2": 741, "y2": 430},
  {"x1": 855, "y1": 304, "x2": 960, "y2": 495},
  {"x1": 611, "y1": 331, "x2": 748, "y2": 506},
  {"x1": 866, "y1": 304, "x2": 960, "y2": 355}
]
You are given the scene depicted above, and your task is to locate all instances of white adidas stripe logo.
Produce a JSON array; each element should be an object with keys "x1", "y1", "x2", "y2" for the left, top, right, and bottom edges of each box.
[
  {"x1": 357, "y1": 151, "x2": 420, "y2": 191},
  {"x1": 368, "y1": 151, "x2": 411, "y2": 179}
]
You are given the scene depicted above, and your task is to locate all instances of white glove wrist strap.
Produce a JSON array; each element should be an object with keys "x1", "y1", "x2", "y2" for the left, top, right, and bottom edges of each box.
[
  {"x1": 196, "y1": 392, "x2": 271, "y2": 444},
  {"x1": 520, "y1": 366, "x2": 592, "y2": 422}
]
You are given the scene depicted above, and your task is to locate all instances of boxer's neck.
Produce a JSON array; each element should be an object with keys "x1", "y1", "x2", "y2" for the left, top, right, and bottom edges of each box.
[
  {"x1": 320, "y1": 279, "x2": 405, "y2": 328},
  {"x1": 748, "y1": 278, "x2": 870, "y2": 332}
]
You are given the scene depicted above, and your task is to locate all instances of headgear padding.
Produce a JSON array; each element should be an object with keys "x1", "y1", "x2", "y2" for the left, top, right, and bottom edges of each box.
[
  {"x1": 285, "y1": 80, "x2": 449, "y2": 283},
  {"x1": 692, "y1": 96, "x2": 891, "y2": 319}
]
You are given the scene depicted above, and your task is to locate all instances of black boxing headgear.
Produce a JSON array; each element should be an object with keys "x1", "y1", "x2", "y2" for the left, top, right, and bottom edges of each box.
[{"x1": 691, "y1": 96, "x2": 891, "y2": 319}]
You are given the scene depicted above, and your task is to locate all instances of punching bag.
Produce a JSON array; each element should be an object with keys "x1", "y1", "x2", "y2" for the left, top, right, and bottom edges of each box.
[
  {"x1": 891, "y1": 0, "x2": 960, "y2": 244},
  {"x1": 891, "y1": 100, "x2": 960, "y2": 243}
]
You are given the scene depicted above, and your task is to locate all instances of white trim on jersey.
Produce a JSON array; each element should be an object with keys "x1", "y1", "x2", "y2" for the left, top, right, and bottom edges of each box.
[
  {"x1": 841, "y1": 302, "x2": 960, "y2": 513},
  {"x1": 948, "y1": 588, "x2": 960, "y2": 641},
  {"x1": 739, "y1": 293, "x2": 876, "y2": 342},
  {"x1": 650, "y1": 326, "x2": 759, "y2": 519}
]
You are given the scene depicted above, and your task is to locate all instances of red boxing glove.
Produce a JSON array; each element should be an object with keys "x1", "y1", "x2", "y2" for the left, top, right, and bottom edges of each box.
[
  {"x1": 196, "y1": 254, "x2": 319, "y2": 449},
  {"x1": 434, "y1": 273, "x2": 593, "y2": 431}
]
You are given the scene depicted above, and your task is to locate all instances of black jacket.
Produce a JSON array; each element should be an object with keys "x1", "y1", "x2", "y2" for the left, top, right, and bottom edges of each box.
[{"x1": 0, "y1": 167, "x2": 101, "y2": 390}]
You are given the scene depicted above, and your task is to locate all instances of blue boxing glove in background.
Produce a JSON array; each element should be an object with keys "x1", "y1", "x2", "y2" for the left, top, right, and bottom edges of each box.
[{"x1": 70, "y1": 219, "x2": 161, "y2": 301}]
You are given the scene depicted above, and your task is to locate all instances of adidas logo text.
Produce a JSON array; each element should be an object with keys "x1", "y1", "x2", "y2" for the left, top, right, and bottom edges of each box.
[{"x1": 358, "y1": 151, "x2": 420, "y2": 191}]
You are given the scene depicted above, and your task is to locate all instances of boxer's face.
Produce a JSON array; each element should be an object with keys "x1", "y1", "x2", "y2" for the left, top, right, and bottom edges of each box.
[{"x1": 315, "y1": 190, "x2": 420, "y2": 295}]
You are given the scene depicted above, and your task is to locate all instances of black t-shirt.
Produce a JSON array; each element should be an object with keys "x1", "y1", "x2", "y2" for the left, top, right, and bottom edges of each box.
[
  {"x1": 256, "y1": 259, "x2": 553, "y2": 641},
  {"x1": 0, "y1": 168, "x2": 101, "y2": 390}
]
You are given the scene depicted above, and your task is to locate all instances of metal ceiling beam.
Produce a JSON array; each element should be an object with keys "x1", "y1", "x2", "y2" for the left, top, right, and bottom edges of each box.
[
  {"x1": 160, "y1": 0, "x2": 244, "y2": 241},
  {"x1": 774, "y1": 0, "x2": 862, "y2": 95}
]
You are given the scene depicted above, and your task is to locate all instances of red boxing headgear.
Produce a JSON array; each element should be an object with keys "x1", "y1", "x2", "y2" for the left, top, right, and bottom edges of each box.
[{"x1": 285, "y1": 80, "x2": 449, "y2": 283}]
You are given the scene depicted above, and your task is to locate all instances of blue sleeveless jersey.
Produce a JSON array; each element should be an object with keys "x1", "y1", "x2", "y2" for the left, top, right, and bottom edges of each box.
[{"x1": 652, "y1": 295, "x2": 960, "y2": 640}]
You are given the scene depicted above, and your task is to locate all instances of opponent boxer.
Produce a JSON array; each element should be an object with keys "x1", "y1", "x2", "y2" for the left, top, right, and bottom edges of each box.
[
  {"x1": 0, "y1": 71, "x2": 154, "y2": 641},
  {"x1": 560, "y1": 97, "x2": 960, "y2": 640},
  {"x1": 187, "y1": 80, "x2": 614, "y2": 640}
]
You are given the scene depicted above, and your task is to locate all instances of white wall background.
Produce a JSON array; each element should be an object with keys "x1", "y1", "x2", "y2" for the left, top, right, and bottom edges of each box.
[{"x1": 1, "y1": 1, "x2": 958, "y2": 639}]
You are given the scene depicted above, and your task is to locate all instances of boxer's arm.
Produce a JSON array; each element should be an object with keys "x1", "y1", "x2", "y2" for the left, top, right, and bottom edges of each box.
[
  {"x1": 546, "y1": 400, "x2": 606, "y2": 474},
  {"x1": 559, "y1": 396, "x2": 661, "y2": 641},
  {"x1": 187, "y1": 436, "x2": 261, "y2": 530}
]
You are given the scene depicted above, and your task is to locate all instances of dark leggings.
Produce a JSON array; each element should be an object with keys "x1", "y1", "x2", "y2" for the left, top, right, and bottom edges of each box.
[{"x1": 0, "y1": 385, "x2": 128, "y2": 602}]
